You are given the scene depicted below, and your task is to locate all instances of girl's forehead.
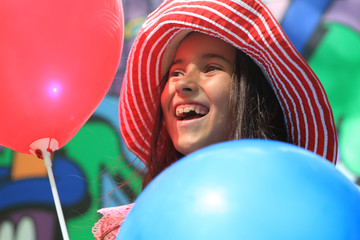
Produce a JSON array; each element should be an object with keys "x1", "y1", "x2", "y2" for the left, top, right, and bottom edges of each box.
[
  {"x1": 170, "y1": 32, "x2": 236, "y2": 66},
  {"x1": 160, "y1": 31, "x2": 230, "y2": 77},
  {"x1": 176, "y1": 32, "x2": 234, "y2": 53}
]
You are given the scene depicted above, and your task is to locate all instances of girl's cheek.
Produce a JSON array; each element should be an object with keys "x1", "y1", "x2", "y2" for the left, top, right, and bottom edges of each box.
[{"x1": 161, "y1": 82, "x2": 172, "y2": 111}]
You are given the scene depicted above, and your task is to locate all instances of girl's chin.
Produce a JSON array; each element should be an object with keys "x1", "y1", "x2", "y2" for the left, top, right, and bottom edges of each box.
[
  {"x1": 174, "y1": 137, "x2": 228, "y2": 156},
  {"x1": 174, "y1": 140, "x2": 207, "y2": 156},
  {"x1": 175, "y1": 146, "x2": 195, "y2": 156}
]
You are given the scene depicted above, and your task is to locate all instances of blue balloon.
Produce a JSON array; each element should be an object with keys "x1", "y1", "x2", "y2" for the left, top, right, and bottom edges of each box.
[{"x1": 117, "y1": 140, "x2": 360, "y2": 240}]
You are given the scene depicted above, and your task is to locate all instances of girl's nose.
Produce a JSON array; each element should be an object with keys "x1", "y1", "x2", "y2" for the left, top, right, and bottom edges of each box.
[{"x1": 175, "y1": 70, "x2": 199, "y2": 97}]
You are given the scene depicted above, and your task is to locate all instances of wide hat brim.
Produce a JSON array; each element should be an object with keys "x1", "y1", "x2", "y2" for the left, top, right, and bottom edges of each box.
[{"x1": 119, "y1": 0, "x2": 338, "y2": 164}]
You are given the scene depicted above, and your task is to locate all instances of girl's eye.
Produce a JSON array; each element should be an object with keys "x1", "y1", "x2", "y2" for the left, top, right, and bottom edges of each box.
[
  {"x1": 205, "y1": 65, "x2": 221, "y2": 73},
  {"x1": 170, "y1": 70, "x2": 184, "y2": 77}
]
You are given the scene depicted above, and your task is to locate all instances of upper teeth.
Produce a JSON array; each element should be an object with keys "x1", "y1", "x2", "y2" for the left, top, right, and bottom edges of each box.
[{"x1": 176, "y1": 104, "x2": 208, "y2": 117}]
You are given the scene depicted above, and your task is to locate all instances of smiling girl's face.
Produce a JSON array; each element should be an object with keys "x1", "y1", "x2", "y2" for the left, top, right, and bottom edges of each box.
[{"x1": 161, "y1": 32, "x2": 236, "y2": 155}]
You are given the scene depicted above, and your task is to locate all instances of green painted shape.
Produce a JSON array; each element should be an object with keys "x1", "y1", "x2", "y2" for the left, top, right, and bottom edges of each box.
[
  {"x1": 0, "y1": 147, "x2": 13, "y2": 167},
  {"x1": 340, "y1": 115, "x2": 360, "y2": 175},
  {"x1": 308, "y1": 22, "x2": 360, "y2": 175},
  {"x1": 61, "y1": 119, "x2": 143, "y2": 240}
]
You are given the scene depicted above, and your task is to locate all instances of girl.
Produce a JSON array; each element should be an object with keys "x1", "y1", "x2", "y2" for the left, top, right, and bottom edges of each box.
[{"x1": 93, "y1": 0, "x2": 338, "y2": 239}]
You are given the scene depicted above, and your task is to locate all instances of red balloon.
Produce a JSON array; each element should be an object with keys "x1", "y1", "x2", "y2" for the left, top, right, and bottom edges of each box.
[{"x1": 0, "y1": 0, "x2": 124, "y2": 155}]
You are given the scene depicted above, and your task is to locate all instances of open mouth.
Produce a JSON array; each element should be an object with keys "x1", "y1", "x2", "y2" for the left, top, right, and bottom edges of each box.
[{"x1": 175, "y1": 104, "x2": 209, "y2": 121}]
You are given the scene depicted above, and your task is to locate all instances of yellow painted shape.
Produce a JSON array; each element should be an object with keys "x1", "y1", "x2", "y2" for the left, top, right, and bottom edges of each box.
[{"x1": 11, "y1": 152, "x2": 47, "y2": 180}]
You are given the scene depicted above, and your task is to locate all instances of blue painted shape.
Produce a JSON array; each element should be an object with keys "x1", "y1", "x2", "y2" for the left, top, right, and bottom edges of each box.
[
  {"x1": 0, "y1": 168, "x2": 10, "y2": 182},
  {"x1": 280, "y1": 0, "x2": 333, "y2": 53},
  {"x1": 0, "y1": 157, "x2": 87, "y2": 209}
]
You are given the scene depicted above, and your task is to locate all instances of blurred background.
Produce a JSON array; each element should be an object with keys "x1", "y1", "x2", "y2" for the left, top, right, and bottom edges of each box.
[{"x1": 1, "y1": 0, "x2": 359, "y2": 239}]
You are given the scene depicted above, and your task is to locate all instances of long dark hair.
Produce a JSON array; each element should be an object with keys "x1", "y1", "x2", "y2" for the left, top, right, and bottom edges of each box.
[{"x1": 142, "y1": 49, "x2": 287, "y2": 188}]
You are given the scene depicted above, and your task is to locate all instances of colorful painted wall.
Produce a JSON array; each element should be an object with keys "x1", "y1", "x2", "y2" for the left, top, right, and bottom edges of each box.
[{"x1": 1, "y1": 0, "x2": 359, "y2": 239}]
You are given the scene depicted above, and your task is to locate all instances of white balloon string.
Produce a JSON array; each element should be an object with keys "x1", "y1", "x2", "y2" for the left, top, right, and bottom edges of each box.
[{"x1": 43, "y1": 151, "x2": 70, "y2": 240}]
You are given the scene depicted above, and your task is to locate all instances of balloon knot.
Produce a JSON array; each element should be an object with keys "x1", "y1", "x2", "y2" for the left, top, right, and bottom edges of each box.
[
  {"x1": 35, "y1": 149, "x2": 44, "y2": 159},
  {"x1": 34, "y1": 148, "x2": 53, "y2": 159}
]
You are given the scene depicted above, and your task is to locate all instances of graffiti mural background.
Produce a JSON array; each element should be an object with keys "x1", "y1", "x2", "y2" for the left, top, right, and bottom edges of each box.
[{"x1": 0, "y1": 0, "x2": 359, "y2": 239}]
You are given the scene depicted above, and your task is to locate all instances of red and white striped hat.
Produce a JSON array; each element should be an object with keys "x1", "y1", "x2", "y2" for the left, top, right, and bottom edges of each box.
[{"x1": 119, "y1": 0, "x2": 338, "y2": 164}]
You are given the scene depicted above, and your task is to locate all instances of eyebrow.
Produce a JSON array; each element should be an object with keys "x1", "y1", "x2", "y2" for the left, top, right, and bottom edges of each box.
[
  {"x1": 170, "y1": 53, "x2": 232, "y2": 70},
  {"x1": 202, "y1": 53, "x2": 233, "y2": 65}
]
